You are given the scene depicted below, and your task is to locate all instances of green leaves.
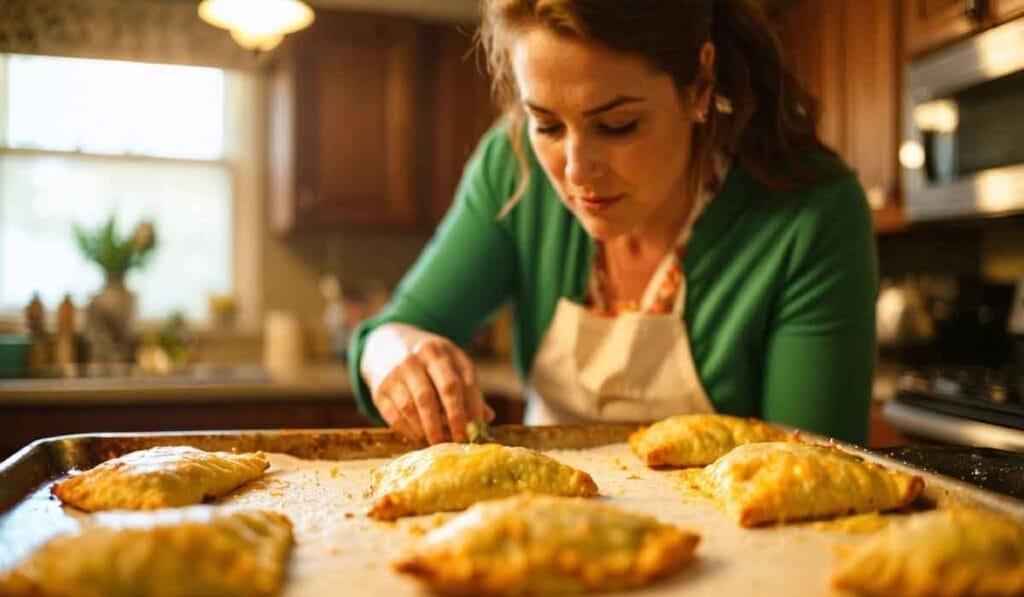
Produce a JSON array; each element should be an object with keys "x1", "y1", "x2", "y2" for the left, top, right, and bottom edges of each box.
[{"x1": 73, "y1": 215, "x2": 157, "y2": 275}]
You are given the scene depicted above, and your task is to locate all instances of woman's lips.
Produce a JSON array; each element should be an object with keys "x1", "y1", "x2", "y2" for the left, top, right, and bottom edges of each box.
[{"x1": 577, "y1": 194, "x2": 624, "y2": 214}]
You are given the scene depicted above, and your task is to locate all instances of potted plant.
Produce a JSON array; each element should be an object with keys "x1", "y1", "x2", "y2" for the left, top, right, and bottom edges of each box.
[{"x1": 74, "y1": 216, "x2": 157, "y2": 365}]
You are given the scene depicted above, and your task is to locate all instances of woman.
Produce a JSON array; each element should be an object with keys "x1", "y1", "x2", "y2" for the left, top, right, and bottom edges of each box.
[{"x1": 350, "y1": 0, "x2": 877, "y2": 445}]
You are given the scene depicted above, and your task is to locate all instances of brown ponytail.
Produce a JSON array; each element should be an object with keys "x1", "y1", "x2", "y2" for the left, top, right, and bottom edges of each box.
[
  {"x1": 478, "y1": 0, "x2": 838, "y2": 214},
  {"x1": 702, "y1": 0, "x2": 832, "y2": 190}
]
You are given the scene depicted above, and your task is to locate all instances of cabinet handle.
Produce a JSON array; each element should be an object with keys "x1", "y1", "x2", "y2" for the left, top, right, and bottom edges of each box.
[{"x1": 962, "y1": 0, "x2": 987, "y2": 22}]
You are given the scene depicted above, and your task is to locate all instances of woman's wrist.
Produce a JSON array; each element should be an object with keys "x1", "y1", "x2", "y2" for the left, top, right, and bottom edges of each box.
[{"x1": 361, "y1": 323, "x2": 430, "y2": 393}]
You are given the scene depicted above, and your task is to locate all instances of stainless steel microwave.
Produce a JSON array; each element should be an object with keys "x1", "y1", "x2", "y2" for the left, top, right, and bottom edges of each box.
[{"x1": 902, "y1": 16, "x2": 1024, "y2": 221}]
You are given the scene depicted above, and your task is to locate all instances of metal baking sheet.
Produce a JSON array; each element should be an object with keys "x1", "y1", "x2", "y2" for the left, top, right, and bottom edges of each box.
[
  {"x1": 1, "y1": 426, "x2": 1022, "y2": 597},
  {"x1": 0, "y1": 425, "x2": 633, "y2": 511}
]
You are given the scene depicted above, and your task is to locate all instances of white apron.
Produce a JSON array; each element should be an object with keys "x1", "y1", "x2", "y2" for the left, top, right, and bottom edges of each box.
[{"x1": 524, "y1": 193, "x2": 716, "y2": 425}]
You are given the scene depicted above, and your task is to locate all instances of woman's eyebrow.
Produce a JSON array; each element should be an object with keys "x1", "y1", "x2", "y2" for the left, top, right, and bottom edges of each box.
[{"x1": 523, "y1": 95, "x2": 646, "y2": 117}]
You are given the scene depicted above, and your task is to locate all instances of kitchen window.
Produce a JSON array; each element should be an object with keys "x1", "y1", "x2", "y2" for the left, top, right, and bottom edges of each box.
[{"x1": 0, "y1": 53, "x2": 241, "y2": 322}]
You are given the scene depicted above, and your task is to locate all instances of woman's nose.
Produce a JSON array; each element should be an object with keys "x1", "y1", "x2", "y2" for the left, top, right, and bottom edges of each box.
[{"x1": 564, "y1": 136, "x2": 603, "y2": 187}]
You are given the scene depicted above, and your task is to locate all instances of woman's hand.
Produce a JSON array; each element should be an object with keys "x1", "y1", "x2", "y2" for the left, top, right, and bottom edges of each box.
[{"x1": 361, "y1": 323, "x2": 495, "y2": 444}]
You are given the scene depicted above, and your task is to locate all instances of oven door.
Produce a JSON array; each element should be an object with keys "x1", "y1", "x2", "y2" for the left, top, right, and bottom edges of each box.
[{"x1": 902, "y1": 16, "x2": 1024, "y2": 221}]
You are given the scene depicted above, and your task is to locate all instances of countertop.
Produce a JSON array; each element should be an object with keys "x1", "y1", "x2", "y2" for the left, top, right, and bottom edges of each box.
[
  {"x1": 0, "y1": 361, "x2": 524, "y2": 406},
  {"x1": 1, "y1": 359, "x2": 895, "y2": 405}
]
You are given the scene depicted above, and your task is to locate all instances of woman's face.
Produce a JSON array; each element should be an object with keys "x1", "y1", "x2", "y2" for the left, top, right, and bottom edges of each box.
[{"x1": 511, "y1": 27, "x2": 699, "y2": 241}]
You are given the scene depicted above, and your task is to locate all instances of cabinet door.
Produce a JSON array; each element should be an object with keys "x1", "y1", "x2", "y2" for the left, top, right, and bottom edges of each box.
[
  {"x1": 425, "y1": 24, "x2": 499, "y2": 225},
  {"x1": 843, "y1": 0, "x2": 900, "y2": 220},
  {"x1": 776, "y1": 0, "x2": 902, "y2": 232},
  {"x1": 269, "y1": 12, "x2": 421, "y2": 234},
  {"x1": 994, "y1": 0, "x2": 1024, "y2": 20},
  {"x1": 775, "y1": 0, "x2": 844, "y2": 150},
  {"x1": 902, "y1": 0, "x2": 985, "y2": 57}
]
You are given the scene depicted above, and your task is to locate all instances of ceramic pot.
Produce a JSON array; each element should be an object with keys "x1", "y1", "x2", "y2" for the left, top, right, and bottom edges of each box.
[{"x1": 86, "y1": 272, "x2": 136, "y2": 364}]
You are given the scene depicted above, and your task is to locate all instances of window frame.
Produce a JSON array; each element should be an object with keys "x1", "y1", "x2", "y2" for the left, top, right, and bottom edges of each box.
[{"x1": 0, "y1": 55, "x2": 263, "y2": 333}]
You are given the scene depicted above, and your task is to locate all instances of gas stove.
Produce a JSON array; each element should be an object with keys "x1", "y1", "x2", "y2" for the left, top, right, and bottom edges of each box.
[{"x1": 883, "y1": 365, "x2": 1024, "y2": 452}]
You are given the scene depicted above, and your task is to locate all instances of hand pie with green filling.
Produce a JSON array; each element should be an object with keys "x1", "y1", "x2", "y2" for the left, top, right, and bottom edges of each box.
[
  {"x1": 367, "y1": 442, "x2": 598, "y2": 520},
  {"x1": 394, "y1": 493, "x2": 700, "y2": 595},
  {"x1": 832, "y1": 508, "x2": 1024, "y2": 597},
  {"x1": 630, "y1": 414, "x2": 787, "y2": 467},
  {"x1": 697, "y1": 442, "x2": 924, "y2": 527},
  {"x1": 52, "y1": 445, "x2": 269, "y2": 511},
  {"x1": 0, "y1": 506, "x2": 293, "y2": 597}
]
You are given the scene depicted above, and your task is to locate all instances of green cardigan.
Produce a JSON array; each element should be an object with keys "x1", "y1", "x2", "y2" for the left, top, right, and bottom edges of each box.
[{"x1": 350, "y1": 122, "x2": 878, "y2": 444}]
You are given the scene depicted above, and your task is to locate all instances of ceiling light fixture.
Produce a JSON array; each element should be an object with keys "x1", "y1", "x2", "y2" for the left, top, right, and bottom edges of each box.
[{"x1": 198, "y1": 0, "x2": 315, "y2": 52}]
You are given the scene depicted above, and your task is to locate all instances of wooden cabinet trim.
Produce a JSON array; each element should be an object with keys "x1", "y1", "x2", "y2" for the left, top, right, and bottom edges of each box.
[
  {"x1": 902, "y1": 0, "x2": 979, "y2": 58},
  {"x1": 995, "y1": 0, "x2": 1024, "y2": 21}
]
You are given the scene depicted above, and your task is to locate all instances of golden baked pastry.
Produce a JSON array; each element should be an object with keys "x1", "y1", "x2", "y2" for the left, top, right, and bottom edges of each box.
[
  {"x1": 394, "y1": 493, "x2": 700, "y2": 595},
  {"x1": 698, "y1": 442, "x2": 924, "y2": 527},
  {"x1": 367, "y1": 442, "x2": 598, "y2": 520},
  {"x1": 832, "y1": 508, "x2": 1024, "y2": 597},
  {"x1": 52, "y1": 445, "x2": 269, "y2": 511},
  {"x1": 0, "y1": 506, "x2": 293, "y2": 597},
  {"x1": 630, "y1": 413, "x2": 787, "y2": 467}
]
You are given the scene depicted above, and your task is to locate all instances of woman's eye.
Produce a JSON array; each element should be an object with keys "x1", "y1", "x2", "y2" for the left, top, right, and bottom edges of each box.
[
  {"x1": 533, "y1": 123, "x2": 564, "y2": 136},
  {"x1": 599, "y1": 120, "x2": 638, "y2": 136}
]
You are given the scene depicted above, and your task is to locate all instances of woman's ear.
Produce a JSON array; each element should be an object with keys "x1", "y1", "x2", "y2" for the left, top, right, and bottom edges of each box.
[{"x1": 693, "y1": 41, "x2": 716, "y2": 122}]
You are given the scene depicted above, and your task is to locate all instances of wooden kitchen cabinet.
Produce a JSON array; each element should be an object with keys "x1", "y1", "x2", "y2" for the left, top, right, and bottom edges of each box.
[
  {"x1": 995, "y1": 0, "x2": 1024, "y2": 20},
  {"x1": 902, "y1": 0, "x2": 983, "y2": 57},
  {"x1": 269, "y1": 13, "x2": 499, "y2": 234},
  {"x1": 269, "y1": 11, "x2": 421, "y2": 233},
  {"x1": 775, "y1": 0, "x2": 904, "y2": 232},
  {"x1": 903, "y1": 0, "x2": 1024, "y2": 58},
  {"x1": 424, "y1": 23, "x2": 500, "y2": 225}
]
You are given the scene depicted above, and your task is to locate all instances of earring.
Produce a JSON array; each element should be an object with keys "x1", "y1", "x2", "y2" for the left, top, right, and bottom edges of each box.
[
  {"x1": 714, "y1": 94, "x2": 733, "y2": 115},
  {"x1": 694, "y1": 106, "x2": 708, "y2": 123}
]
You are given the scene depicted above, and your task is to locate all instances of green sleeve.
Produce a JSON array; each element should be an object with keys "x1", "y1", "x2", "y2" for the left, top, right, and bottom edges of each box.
[
  {"x1": 348, "y1": 124, "x2": 520, "y2": 424},
  {"x1": 760, "y1": 175, "x2": 878, "y2": 444}
]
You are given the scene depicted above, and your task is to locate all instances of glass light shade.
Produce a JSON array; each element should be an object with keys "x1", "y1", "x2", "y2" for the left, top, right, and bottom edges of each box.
[{"x1": 198, "y1": 0, "x2": 315, "y2": 52}]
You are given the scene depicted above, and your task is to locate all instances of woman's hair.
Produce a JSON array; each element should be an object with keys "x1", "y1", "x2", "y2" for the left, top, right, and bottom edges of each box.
[{"x1": 477, "y1": 0, "x2": 835, "y2": 214}]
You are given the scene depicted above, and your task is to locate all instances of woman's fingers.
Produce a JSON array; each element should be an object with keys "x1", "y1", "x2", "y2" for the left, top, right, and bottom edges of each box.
[
  {"x1": 452, "y1": 348, "x2": 493, "y2": 424},
  {"x1": 461, "y1": 384, "x2": 492, "y2": 425},
  {"x1": 451, "y1": 348, "x2": 477, "y2": 387},
  {"x1": 376, "y1": 381, "x2": 425, "y2": 442},
  {"x1": 388, "y1": 380, "x2": 427, "y2": 442},
  {"x1": 402, "y1": 360, "x2": 447, "y2": 444},
  {"x1": 373, "y1": 336, "x2": 493, "y2": 444},
  {"x1": 420, "y1": 350, "x2": 469, "y2": 442},
  {"x1": 372, "y1": 395, "x2": 415, "y2": 442},
  {"x1": 463, "y1": 385, "x2": 484, "y2": 424}
]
